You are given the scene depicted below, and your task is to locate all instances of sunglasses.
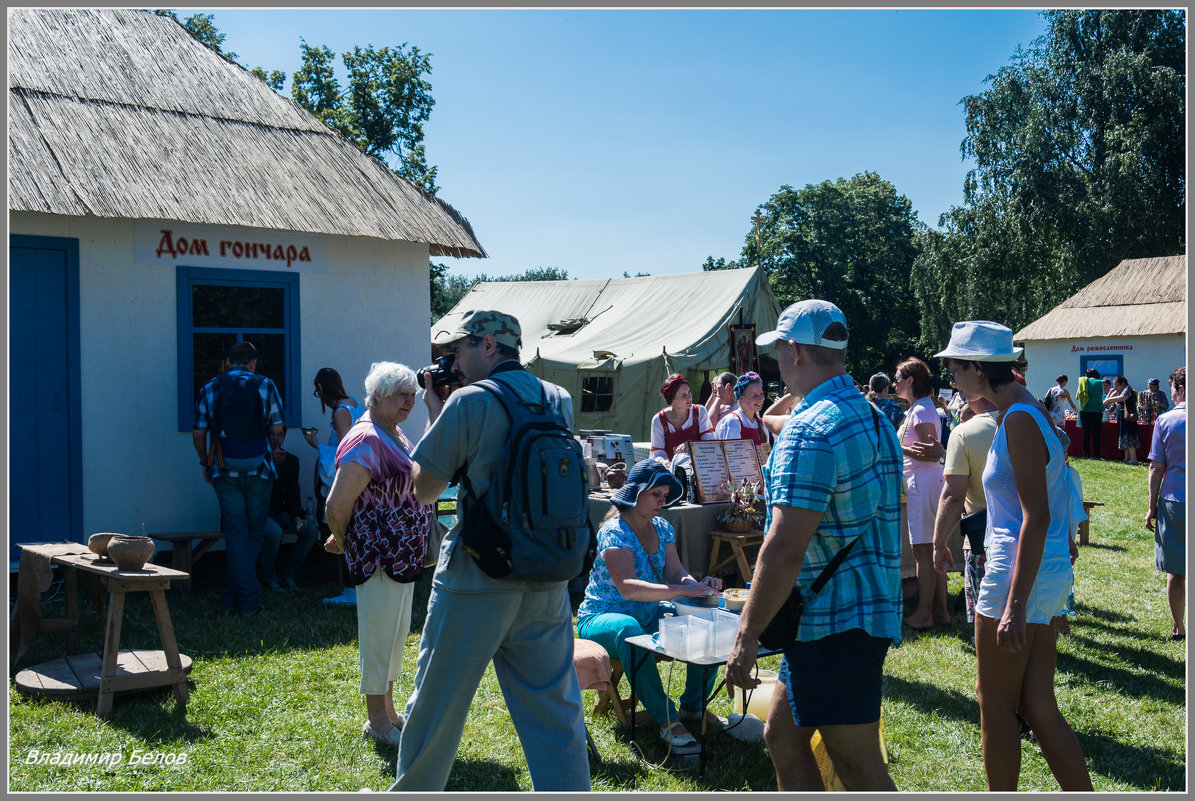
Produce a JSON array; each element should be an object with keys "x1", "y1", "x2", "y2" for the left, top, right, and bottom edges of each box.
[{"x1": 943, "y1": 362, "x2": 972, "y2": 384}]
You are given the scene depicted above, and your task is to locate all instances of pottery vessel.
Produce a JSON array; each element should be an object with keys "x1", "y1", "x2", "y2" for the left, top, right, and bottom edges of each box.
[
  {"x1": 604, "y1": 462, "x2": 627, "y2": 490},
  {"x1": 88, "y1": 532, "x2": 119, "y2": 560},
  {"x1": 107, "y1": 535, "x2": 155, "y2": 571}
]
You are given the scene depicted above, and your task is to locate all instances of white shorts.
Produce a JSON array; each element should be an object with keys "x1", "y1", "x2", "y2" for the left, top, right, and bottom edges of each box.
[
  {"x1": 975, "y1": 554, "x2": 1071, "y2": 625},
  {"x1": 905, "y1": 469, "x2": 944, "y2": 546}
]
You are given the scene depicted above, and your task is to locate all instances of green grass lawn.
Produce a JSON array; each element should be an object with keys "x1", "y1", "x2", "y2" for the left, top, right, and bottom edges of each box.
[{"x1": 8, "y1": 458, "x2": 1186, "y2": 791}]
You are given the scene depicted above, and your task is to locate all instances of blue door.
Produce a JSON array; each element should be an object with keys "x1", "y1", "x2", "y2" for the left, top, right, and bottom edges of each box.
[{"x1": 9, "y1": 235, "x2": 82, "y2": 562}]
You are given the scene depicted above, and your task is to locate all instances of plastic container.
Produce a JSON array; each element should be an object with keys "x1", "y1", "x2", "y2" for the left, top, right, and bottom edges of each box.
[
  {"x1": 687, "y1": 608, "x2": 740, "y2": 659},
  {"x1": 732, "y1": 668, "x2": 779, "y2": 720},
  {"x1": 657, "y1": 615, "x2": 712, "y2": 660}
]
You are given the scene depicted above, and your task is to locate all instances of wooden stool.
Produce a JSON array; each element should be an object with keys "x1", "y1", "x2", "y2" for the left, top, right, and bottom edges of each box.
[
  {"x1": 708, "y1": 529, "x2": 765, "y2": 584},
  {"x1": 1078, "y1": 501, "x2": 1104, "y2": 545},
  {"x1": 600, "y1": 655, "x2": 672, "y2": 728},
  {"x1": 574, "y1": 638, "x2": 629, "y2": 728}
]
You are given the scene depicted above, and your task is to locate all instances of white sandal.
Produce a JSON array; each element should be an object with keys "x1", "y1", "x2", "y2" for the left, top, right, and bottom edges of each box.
[
  {"x1": 362, "y1": 720, "x2": 402, "y2": 747},
  {"x1": 659, "y1": 722, "x2": 701, "y2": 756}
]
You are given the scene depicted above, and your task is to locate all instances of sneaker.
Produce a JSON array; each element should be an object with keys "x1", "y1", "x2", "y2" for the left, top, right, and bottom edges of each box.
[
  {"x1": 322, "y1": 587, "x2": 357, "y2": 606},
  {"x1": 283, "y1": 577, "x2": 300, "y2": 591},
  {"x1": 239, "y1": 603, "x2": 265, "y2": 619},
  {"x1": 362, "y1": 720, "x2": 402, "y2": 747},
  {"x1": 265, "y1": 579, "x2": 286, "y2": 593}
]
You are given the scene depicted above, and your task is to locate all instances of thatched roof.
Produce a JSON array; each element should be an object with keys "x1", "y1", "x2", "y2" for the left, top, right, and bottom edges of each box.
[
  {"x1": 7, "y1": 8, "x2": 485, "y2": 258},
  {"x1": 1016, "y1": 256, "x2": 1187, "y2": 341}
]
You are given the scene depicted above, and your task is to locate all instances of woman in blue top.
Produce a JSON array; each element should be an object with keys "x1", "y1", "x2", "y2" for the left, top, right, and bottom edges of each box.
[{"x1": 577, "y1": 459, "x2": 722, "y2": 756}]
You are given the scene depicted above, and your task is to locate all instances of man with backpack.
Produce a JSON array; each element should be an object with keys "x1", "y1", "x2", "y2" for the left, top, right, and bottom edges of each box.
[
  {"x1": 192, "y1": 341, "x2": 286, "y2": 618},
  {"x1": 392, "y1": 310, "x2": 590, "y2": 792}
]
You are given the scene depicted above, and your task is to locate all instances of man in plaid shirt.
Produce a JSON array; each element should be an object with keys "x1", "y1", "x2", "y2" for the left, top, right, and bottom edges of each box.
[
  {"x1": 192, "y1": 341, "x2": 286, "y2": 618},
  {"x1": 727, "y1": 300, "x2": 902, "y2": 791}
]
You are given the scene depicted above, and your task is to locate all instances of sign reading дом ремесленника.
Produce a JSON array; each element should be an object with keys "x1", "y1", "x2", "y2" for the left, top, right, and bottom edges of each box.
[
  {"x1": 133, "y1": 221, "x2": 328, "y2": 273},
  {"x1": 1071, "y1": 343, "x2": 1135, "y2": 353}
]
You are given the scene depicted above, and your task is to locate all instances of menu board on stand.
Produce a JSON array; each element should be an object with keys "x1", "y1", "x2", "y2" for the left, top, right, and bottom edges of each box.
[{"x1": 685, "y1": 440, "x2": 765, "y2": 504}]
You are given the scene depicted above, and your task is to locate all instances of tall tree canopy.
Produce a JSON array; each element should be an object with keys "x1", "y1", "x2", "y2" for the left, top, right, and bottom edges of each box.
[
  {"x1": 292, "y1": 39, "x2": 439, "y2": 194},
  {"x1": 912, "y1": 9, "x2": 1185, "y2": 352},
  {"x1": 742, "y1": 172, "x2": 922, "y2": 378}
]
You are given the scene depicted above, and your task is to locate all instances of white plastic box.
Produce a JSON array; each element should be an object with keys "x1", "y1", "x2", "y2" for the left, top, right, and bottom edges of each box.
[
  {"x1": 657, "y1": 614, "x2": 712, "y2": 660},
  {"x1": 688, "y1": 608, "x2": 740, "y2": 659}
]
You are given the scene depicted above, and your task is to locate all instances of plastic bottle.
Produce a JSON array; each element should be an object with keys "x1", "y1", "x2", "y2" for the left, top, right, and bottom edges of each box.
[{"x1": 1061, "y1": 582, "x2": 1076, "y2": 615}]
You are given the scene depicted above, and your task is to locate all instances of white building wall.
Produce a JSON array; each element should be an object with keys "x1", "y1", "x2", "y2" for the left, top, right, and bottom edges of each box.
[
  {"x1": 1021, "y1": 334, "x2": 1187, "y2": 400},
  {"x1": 10, "y1": 211, "x2": 432, "y2": 538}
]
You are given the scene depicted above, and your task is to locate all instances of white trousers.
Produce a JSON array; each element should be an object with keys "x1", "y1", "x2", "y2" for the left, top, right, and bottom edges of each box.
[{"x1": 356, "y1": 570, "x2": 414, "y2": 696}]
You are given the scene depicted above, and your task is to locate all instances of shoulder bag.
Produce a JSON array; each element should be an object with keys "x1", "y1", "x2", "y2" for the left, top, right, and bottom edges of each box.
[
  {"x1": 758, "y1": 403, "x2": 884, "y2": 650},
  {"x1": 758, "y1": 536, "x2": 859, "y2": 651}
]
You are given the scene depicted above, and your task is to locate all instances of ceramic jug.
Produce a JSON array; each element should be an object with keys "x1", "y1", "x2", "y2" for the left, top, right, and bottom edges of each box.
[{"x1": 605, "y1": 462, "x2": 627, "y2": 490}]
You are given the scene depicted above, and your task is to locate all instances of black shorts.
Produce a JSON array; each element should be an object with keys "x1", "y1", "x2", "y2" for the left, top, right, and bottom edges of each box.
[{"x1": 779, "y1": 628, "x2": 890, "y2": 727}]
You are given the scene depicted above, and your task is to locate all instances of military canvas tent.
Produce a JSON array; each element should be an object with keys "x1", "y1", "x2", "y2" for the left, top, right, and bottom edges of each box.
[{"x1": 431, "y1": 267, "x2": 782, "y2": 439}]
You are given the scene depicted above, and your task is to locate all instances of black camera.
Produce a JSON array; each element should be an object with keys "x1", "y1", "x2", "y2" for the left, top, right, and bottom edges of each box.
[{"x1": 417, "y1": 353, "x2": 458, "y2": 388}]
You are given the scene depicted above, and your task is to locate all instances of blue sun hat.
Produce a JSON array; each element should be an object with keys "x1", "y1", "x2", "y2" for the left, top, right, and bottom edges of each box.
[{"x1": 609, "y1": 459, "x2": 685, "y2": 510}]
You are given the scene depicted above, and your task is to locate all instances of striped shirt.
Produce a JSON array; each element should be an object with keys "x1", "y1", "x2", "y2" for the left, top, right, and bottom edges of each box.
[
  {"x1": 193, "y1": 368, "x2": 286, "y2": 480},
  {"x1": 763, "y1": 373, "x2": 903, "y2": 643}
]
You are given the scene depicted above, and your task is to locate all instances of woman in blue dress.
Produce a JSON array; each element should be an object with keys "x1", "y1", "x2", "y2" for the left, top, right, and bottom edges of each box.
[{"x1": 577, "y1": 460, "x2": 722, "y2": 756}]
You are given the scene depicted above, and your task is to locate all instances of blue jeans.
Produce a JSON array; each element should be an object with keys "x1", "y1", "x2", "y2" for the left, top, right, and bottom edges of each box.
[
  {"x1": 577, "y1": 609, "x2": 716, "y2": 727},
  {"x1": 258, "y1": 512, "x2": 318, "y2": 584},
  {"x1": 212, "y1": 473, "x2": 273, "y2": 613}
]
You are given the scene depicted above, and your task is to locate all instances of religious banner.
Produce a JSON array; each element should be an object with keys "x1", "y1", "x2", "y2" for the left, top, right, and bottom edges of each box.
[{"x1": 729, "y1": 323, "x2": 758, "y2": 375}]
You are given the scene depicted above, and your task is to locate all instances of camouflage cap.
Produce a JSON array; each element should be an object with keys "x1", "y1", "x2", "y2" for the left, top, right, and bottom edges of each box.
[{"x1": 431, "y1": 309, "x2": 522, "y2": 349}]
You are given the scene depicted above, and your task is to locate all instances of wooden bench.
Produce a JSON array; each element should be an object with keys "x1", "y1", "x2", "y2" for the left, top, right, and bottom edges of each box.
[
  {"x1": 1078, "y1": 501, "x2": 1105, "y2": 546},
  {"x1": 708, "y1": 529, "x2": 765, "y2": 585},
  {"x1": 151, "y1": 530, "x2": 302, "y2": 593}
]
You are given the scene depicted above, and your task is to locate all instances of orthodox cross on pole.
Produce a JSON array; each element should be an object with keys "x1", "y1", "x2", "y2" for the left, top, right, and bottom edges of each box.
[{"x1": 752, "y1": 209, "x2": 764, "y2": 256}]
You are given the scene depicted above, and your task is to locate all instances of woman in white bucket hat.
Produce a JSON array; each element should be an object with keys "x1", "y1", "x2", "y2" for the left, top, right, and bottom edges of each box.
[{"x1": 933, "y1": 321, "x2": 1091, "y2": 791}]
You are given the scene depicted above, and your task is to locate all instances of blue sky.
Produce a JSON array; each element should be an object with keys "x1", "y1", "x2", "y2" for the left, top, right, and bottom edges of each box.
[{"x1": 180, "y1": 8, "x2": 1048, "y2": 280}]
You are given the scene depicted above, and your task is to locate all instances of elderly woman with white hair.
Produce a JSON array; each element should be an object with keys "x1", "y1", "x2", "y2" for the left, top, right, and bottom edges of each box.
[{"x1": 324, "y1": 361, "x2": 435, "y2": 747}]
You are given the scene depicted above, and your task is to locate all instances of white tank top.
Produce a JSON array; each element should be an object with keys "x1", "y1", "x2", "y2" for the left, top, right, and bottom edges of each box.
[{"x1": 980, "y1": 403, "x2": 1074, "y2": 578}]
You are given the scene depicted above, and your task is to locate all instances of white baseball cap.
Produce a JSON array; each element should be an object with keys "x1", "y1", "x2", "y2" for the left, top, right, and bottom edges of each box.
[{"x1": 755, "y1": 299, "x2": 849, "y2": 349}]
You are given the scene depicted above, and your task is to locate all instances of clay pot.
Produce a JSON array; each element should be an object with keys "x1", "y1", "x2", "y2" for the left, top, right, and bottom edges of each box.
[
  {"x1": 107, "y1": 535, "x2": 155, "y2": 571},
  {"x1": 604, "y1": 462, "x2": 627, "y2": 490},
  {"x1": 88, "y1": 532, "x2": 119, "y2": 560}
]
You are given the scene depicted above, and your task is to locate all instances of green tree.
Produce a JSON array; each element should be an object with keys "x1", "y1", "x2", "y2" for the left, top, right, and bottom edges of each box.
[
  {"x1": 700, "y1": 257, "x2": 741, "y2": 271},
  {"x1": 742, "y1": 173, "x2": 922, "y2": 378},
  {"x1": 152, "y1": 10, "x2": 236, "y2": 60},
  {"x1": 292, "y1": 39, "x2": 438, "y2": 194},
  {"x1": 249, "y1": 67, "x2": 287, "y2": 92},
  {"x1": 913, "y1": 9, "x2": 1185, "y2": 352}
]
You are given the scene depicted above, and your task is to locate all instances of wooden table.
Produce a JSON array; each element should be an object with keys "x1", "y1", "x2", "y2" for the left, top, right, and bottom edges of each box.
[{"x1": 13, "y1": 543, "x2": 192, "y2": 717}]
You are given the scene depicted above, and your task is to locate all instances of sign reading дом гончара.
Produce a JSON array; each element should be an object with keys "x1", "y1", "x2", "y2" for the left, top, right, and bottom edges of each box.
[{"x1": 134, "y1": 221, "x2": 327, "y2": 273}]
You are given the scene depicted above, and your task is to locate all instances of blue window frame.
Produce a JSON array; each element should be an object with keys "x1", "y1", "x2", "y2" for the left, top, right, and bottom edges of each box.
[
  {"x1": 176, "y1": 266, "x2": 301, "y2": 431},
  {"x1": 1080, "y1": 354, "x2": 1123, "y2": 381}
]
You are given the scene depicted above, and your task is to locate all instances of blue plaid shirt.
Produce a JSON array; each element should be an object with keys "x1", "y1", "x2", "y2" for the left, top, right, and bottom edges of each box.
[
  {"x1": 763, "y1": 373, "x2": 903, "y2": 643},
  {"x1": 193, "y1": 368, "x2": 286, "y2": 480}
]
